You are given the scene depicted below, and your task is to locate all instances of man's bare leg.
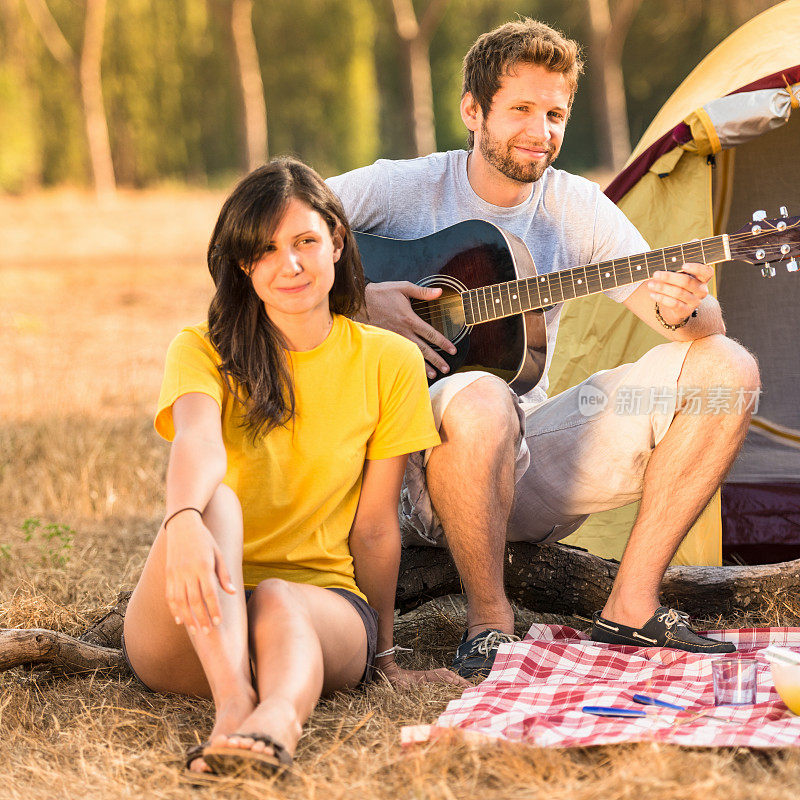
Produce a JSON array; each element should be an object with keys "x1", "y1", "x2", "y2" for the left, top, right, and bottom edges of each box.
[
  {"x1": 601, "y1": 335, "x2": 760, "y2": 628},
  {"x1": 426, "y1": 376, "x2": 519, "y2": 638}
]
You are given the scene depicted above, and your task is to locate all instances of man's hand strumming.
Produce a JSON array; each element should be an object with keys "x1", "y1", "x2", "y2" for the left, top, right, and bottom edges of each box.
[{"x1": 365, "y1": 282, "x2": 458, "y2": 379}]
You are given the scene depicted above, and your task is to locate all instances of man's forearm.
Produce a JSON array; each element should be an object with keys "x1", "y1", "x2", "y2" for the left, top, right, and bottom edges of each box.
[{"x1": 660, "y1": 295, "x2": 726, "y2": 342}]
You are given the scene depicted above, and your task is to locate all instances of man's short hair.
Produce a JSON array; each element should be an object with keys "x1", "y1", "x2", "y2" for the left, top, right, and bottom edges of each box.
[{"x1": 462, "y1": 18, "x2": 584, "y2": 147}]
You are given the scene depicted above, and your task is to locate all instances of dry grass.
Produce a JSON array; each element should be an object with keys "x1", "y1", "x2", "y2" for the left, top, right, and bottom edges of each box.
[{"x1": 2, "y1": 190, "x2": 800, "y2": 800}]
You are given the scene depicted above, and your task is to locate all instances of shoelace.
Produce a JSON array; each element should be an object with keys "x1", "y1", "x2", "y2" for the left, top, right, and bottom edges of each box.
[
  {"x1": 655, "y1": 608, "x2": 691, "y2": 628},
  {"x1": 474, "y1": 630, "x2": 520, "y2": 657}
]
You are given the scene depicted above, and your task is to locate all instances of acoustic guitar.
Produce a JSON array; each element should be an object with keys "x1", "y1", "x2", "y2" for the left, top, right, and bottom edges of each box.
[{"x1": 354, "y1": 210, "x2": 800, "y2": 394}]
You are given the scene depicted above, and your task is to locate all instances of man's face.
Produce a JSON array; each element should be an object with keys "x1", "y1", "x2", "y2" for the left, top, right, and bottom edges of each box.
[{"x1": 473, "y1": 63, "x2": 571, "y2": 184}]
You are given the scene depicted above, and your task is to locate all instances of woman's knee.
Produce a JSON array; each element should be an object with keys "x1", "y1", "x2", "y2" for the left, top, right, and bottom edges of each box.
[{"x1": 248, "y1": 578, "x2": 308, "y2": 623}]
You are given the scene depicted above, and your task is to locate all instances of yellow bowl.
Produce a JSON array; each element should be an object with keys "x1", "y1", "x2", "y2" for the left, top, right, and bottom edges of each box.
[{"x1": 770, "y1": 661, "x2": 800, "y2": 715}]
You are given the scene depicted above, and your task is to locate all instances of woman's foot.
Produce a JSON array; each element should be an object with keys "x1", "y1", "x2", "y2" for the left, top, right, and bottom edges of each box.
[
  {"x1": 209, "y1": 697, "x2": 302, "y2": 762},
  {"x1": 188, "y1": 688, "x2": 258, "y2": 773}
]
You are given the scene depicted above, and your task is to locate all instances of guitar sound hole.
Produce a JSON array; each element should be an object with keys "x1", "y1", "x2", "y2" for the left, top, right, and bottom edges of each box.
[{"x1": 410, "y1": 286, "x2": 466, "y2": 346}]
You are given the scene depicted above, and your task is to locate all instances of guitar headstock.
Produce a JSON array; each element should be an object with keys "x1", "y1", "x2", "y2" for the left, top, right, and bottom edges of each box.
[{"x1": 728, "y1": 208, "x2": 800, "y2": 277}]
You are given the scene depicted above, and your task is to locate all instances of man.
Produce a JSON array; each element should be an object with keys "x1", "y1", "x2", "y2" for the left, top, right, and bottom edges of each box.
[{"x1": 328, "y1": 19, "x2": 759, "y2": 678}]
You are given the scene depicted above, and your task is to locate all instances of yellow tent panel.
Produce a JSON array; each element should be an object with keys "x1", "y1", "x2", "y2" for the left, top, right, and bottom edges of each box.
[{"x1": 549, "y1": 0, "x2": 800, "y2": 566}]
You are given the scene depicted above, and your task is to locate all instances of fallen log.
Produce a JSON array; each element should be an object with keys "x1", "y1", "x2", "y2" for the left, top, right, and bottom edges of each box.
[
  {"x1": 396, "y1": 543, "x2": 800, "y2": 618},
  {"x1": 0, "y1": 627, "x2": 127, "y2": 675},
  {"x1": 2, "y1": 544, "x2": 799, "y2": 675}
]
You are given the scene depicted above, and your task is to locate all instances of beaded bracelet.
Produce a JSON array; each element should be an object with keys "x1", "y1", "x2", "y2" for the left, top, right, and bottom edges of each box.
[
  {"x1": 655, "y1": 302, "x2": 697, "y2": 331},
  {"x1": 164, "y1": 507, "x2": 203, "y2": 530}
]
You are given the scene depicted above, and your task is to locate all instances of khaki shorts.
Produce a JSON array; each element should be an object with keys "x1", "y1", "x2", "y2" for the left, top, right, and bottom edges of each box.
[{"x1": 399, "y1": 340, "x2": 693, "y2": 547}]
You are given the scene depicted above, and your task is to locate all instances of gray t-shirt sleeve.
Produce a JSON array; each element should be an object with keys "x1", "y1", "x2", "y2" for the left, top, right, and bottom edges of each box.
[
  {"x1": 327, "y1": 163, "x2": 392, "y2": 234},
  {"x1": 592, "y1": 190, "x2": 650, "y2": 304}
]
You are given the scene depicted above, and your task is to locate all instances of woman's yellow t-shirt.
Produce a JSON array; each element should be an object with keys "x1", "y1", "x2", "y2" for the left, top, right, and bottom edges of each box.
[{"x1": 155, "y1": 313, "x2": 440, "y2": 600}]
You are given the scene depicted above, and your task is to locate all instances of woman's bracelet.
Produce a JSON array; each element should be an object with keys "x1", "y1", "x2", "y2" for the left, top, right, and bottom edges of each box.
[
  {"x1": 163, "y1": 507, "x2": 203, "y2": 530},
  {"x1": 375, "y1": 645, "x2": 413, "y2": 659},
  {"x1": 654, "y1": 301, "x2": 697, "y2": 331}
]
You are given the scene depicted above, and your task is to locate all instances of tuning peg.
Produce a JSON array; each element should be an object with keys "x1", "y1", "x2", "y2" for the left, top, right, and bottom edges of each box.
[
  {"x1": 761, "y1": 263, "x2": 776, "y2": 278},
  {"x1": 787, "y1": 259, "x2": 798, "y2": 273},
  {"x1": 752, "y1": 210, "x2": 767, "y2": 222},
  {"x1": 780, "y1": 206, "x2": 789, "y2": 218}
]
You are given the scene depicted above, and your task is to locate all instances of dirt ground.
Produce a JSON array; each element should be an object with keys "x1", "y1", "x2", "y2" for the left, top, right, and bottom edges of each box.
[{"x1": 1, "y1": 189, "x2": 799, "y2": 800}]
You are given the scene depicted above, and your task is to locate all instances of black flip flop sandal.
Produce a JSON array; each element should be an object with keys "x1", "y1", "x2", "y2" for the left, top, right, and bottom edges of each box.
[
  {"x1": 183, "y1": 741, "x2": 229, "y2": 785},
  {"x1": 201, "y1": 733, "x2": 293, "y2": 778}
]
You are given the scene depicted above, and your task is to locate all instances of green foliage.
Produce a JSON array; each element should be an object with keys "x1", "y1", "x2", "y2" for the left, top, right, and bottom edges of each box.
[
  {"x1": 339, "y1": 0, "x2": 380, "y2": 172},
  {"x1": 104, "y1": 0, "x2": 234, "y2": 185},
  {"x1": 0, "y1": 64, "x2": 41, "y2": 193},
  {"x1": 0, "y1": 0, "x2": 781, "y2": 189},
  {"x1": 430, "y1": 0, "x2": 546, "y2": 155},
  {"x1": 26, "y1": 0, "x2": 89, "y2": 186},
  {"x1": 20, "y1": 517, "x2": 74, "y2": 568},
  {"x1": 254, "y1": 0, "x2": 380, "y2": 177}
]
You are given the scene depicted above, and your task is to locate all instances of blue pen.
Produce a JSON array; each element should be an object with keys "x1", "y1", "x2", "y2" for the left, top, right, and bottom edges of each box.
[
  {"x1": 632, "y1": 693, "x2": 686, "y2": 711},
  {"x1": 582, "y1": 706, "x2": 648, "y2": 718}
]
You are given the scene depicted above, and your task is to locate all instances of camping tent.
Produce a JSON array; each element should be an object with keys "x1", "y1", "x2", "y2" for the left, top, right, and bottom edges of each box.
[{"x1": 548, "y1": 0, "x2": 800, "y2": 566}]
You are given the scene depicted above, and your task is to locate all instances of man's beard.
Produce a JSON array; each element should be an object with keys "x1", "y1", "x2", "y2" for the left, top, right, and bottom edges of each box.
[{"x1": 478, "y1": 120, "x2": 556, "y2": 184}]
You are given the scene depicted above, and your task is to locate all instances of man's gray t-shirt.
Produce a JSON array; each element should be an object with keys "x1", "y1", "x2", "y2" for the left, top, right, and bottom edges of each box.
[{"x1": 327, "y1": 149, "x2": 648, "y2": 404}]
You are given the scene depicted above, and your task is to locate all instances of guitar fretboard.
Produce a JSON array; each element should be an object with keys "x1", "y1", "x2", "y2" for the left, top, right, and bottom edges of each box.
[{"x1": 462, "y1": 236, "x2": 729, "y2": 325}]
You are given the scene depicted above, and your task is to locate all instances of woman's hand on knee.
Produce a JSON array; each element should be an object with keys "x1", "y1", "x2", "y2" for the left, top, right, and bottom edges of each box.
[
  {"x1": 376, "y1": 657, "x2": 469, "y2": 689},
  {"x1": 164, "y1": 514, "x2": 236, "y2": 634}
]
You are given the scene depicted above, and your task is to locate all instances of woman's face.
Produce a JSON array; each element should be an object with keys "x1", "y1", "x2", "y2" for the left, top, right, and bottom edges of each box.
[{"x1": 247, "y1": 196, "x2": 342, "y2": 324}]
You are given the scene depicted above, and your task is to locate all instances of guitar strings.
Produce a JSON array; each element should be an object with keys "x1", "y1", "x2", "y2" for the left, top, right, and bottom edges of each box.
[
  {"x1": 404, "y1": 237, "x2": 797, "y2": 328},
  {"x1": 416, "y1": 233, "x2": 796, "y2": 306}
]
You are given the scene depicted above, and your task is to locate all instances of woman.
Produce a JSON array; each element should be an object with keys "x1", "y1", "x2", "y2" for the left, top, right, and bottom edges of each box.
[{"x1": 122, "y1": 158, "x2": 466, "y2": 778}]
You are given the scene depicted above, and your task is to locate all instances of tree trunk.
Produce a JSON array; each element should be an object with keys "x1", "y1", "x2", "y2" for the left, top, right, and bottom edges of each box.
[
  {"x1": 24, "y1": 0, "x2": 115, "y2": 198},
  {"x1": 586, "y1": 0, "x2": 641, "y2": 172},
  {"x1": 79, "y1": 0, "x2": 115, "y2": 199},
  {"x1": 3, "y1": 545, "x2": 799, "y2": 677},
  {"x1": 230, "y1": 0, "x2": 268, "y2": 169},
  {"x1": 23, "y1": 0, "x2": 73, "y2": 65},
  {"x1": 388, "y1": 0, "x2": 449, "y2": 157}
]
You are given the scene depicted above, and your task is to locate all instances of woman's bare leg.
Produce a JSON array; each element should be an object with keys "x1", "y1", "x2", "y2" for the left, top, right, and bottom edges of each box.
[
  {"x1": 123, "y1": 485, "x2": 256, "y2": 769},
  {"x1": 210, "y1": 579, "x2": 368, "y2": 759}
]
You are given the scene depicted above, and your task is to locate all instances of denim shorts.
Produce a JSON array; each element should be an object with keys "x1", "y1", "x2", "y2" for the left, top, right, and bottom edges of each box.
[{"x1": 121, "y1": 585, "x2": 378, "y2": 691}]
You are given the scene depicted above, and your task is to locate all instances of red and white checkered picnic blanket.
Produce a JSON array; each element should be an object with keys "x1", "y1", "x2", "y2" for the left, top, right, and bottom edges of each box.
[{"x1": 401, "y1": 624, "x2": 800, "y2": 748}]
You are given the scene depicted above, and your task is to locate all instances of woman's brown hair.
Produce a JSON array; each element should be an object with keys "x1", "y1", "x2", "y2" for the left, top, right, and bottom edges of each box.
[{"x1": 207, "y1": 157, "x2": 365, "y2": 439}]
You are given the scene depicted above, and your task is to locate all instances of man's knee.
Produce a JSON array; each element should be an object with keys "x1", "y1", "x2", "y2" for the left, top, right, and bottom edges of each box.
[
  {"x1": 439, "y1": 375, "x2": 520, "y2": 447},
  {"x1": 681, "y1": 334, "x2": 760, "y2": 393}
]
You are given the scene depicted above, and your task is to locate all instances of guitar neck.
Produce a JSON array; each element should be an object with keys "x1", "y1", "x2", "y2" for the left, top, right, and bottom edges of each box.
[{"x1": 462, "y1": 235, "x2": 730, "y2": 325}]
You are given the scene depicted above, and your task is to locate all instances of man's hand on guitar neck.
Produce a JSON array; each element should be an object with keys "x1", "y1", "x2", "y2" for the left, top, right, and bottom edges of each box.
[
  {"x1": 626, "y1": 260, "x2": 725, "y2": 341},
  {"x1": 648, "y1": 261, "x2": 713, "y2": 326},
  {"x1": 359, "y1": 281, "x2": 458, "y2": 379}
]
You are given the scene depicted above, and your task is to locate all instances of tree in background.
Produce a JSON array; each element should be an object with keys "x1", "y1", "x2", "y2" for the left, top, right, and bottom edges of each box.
[
  {"x1": 24, "y1": 0, "x2": 115, "y2": 198},
  {"x1": 0, "y1": 0, "x2": 787, "y2": 192},
  {"x1": 387, "y1": 0, "x2": 450, "y2": 157},
  {"x1": 585, "y1": 0, "x2": 642, "y2": 173},
  {"x1": 209, "y1": 0, "x2": 267, "y2": 171}
]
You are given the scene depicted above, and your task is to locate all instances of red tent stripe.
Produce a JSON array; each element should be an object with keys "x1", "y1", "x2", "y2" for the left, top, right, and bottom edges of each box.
[{"x1": 605, "y1": 65, "x2": 800, "y2": 204}]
